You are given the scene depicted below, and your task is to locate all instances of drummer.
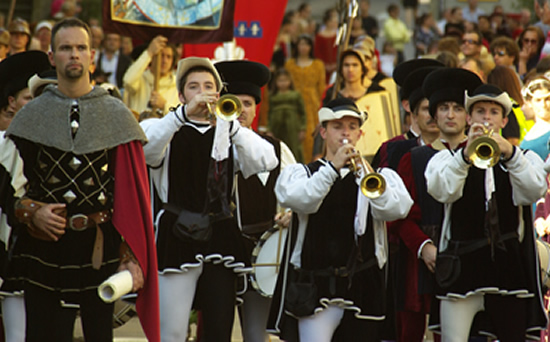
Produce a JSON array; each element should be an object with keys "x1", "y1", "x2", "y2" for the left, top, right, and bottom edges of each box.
[
  {"x1": 268, "y1": 98, "x2": 413, "y2": 342},
  {"x1": 214, "y1": 60, "x2": 296, "y2": 342}
]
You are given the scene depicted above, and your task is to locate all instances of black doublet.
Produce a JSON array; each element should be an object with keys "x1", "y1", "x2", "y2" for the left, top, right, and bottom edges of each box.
[{"x1": 155, "y1": 124, "x2": 248, "y2": 273}]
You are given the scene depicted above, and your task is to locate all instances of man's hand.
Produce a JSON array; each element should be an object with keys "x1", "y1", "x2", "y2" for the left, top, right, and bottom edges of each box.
[
  {"x1": 148, "y1": 90, "x2": 166, "y2": 111},
  {"x1": 186, "y1": 91, "x2": 219, "y2": 121},
  {"x1": 31, "y1": 203, "x2": 67, "y2": 241},
  {"x1": 118, "y1": 259, "x2": 145, "y2": 292},
  {"x1": 421, "y1": 242, "x2": 437, "y2": 273},
  {"x1": 147, "y1": 36, "x2": 168, "y2": 57},
  {"x1": 491, "y1": 133, "x2": 514, "y2": 160},
  {"x1": 274, "y1": 210, "x2": 292, "y2": 228},
  {"x1": 331, "y1": 142, "x2": 357, "y2": 170}
]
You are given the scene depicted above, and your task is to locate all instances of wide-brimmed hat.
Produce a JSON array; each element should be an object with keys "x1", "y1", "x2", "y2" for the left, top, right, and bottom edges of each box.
[
  {"x1": 319, "y1": 98, "x2": 367, "y2": 124},
  {"x1": 175, "y1": 57, "x2": 223, "y2": 93},
  {"x1": 28, "y1": 69, "x2": 57, "y2": 98},
  {"x1": 8, "y1": 18, "x2": 30, "y2": 36},
  {"x1": 465, "y1": 84, "x2": 513, "y2": 116}
]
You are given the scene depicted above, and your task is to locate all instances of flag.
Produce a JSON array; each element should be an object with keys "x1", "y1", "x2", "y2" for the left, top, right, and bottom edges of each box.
[
  {"x1": 183, "y1": 0, "x2": 288, "y2": 129},
  {"x1": 102, "y1": 0, "x2": 236, "y2": 43}
]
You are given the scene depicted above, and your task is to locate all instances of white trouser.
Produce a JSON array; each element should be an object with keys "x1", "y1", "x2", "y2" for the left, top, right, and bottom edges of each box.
[
  {"x1": 240, "y1": 290, "x2": 271, "y2": 342},
  {"x1": 158, "y1": 266, "x2": 203, "y2": 342},
  {"x1": 298, "y1": 305, "x2": 344, "y2": 342},
  {"x1": 2, "y1": 295, "x2": 25, "y2": 342},
  {"x1": 440, "y1": 294, "x2": 485, "y2": 342}
]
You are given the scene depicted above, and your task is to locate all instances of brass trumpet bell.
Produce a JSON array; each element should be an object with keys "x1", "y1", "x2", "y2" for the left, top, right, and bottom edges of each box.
[
  {"x1": 360, "y1": 172, "x2": 386, "y2": 199},
  {"x1": 465, "y1": 135, "x2": 500, "y2": 169},
  {"x1": 214, "y1": 94, "x2": 242, "y2": 121}
]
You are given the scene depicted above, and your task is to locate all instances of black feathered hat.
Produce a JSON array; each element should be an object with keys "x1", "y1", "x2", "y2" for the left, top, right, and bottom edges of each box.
[{"x1": 214, "y1": 60, "x2": 270, "y2": 104}]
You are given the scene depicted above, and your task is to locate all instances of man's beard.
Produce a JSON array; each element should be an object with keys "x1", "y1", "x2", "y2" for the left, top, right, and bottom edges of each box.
[{"x1": 65, "y1": 66, "x2": 84, "y2": 79}]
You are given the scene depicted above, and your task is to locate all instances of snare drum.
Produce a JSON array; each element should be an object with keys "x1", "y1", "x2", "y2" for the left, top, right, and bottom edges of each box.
[
  {"x1": 250, "y1": 226, "x2": 288, "y2": 297},
  {"x1": 537, "y1": 239, "x2": 550, "y2": 289}
]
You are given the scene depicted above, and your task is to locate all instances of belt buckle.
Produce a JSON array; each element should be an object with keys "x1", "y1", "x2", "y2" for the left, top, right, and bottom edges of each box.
[{"x1": 69, "y1": 214, "x2": 88, "y2": 231}]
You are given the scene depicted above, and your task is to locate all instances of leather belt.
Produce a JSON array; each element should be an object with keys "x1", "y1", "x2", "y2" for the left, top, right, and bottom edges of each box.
[
  {"x1": 66, "y1": 210, "x2": 111, "y2": 270},
  {"x1": 67, "y1": 211, "x2": 111, "y2": 231}
]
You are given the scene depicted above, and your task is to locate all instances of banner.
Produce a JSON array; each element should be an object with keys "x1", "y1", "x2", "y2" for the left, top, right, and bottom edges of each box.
[
  {"x1": 183, "y1": 0, "x2": 288, "y2": 128},
  {"x1": 102, "y1": 0, "x2": 236, "y2": 43}
]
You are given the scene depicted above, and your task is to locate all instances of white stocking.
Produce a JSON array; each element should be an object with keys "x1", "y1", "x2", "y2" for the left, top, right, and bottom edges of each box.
[
  {"x1": 2, "y1": 295, "x2": 25, "y2": 342},
  {"x1": 440, "y1": 294, "x2": 484, "y2": 342},
  {"x1": 298, "y1": 305, "x2": 344, "y2": 342},
  {"x1": 159, "y1": 266, "x2": 203, "y2": 342}
]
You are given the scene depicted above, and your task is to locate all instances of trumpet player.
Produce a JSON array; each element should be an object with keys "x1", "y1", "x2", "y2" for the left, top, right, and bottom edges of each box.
[
  {"x1": 268, "y1": 98, "x2": 412, "y2": 342},
  {"x1": 140, "y1": 57, "x2": 278, "y2": 342},
  {"x1": 214, "y1": 60, "x2": 296, "y2": 342},
  {"x1": 425, "y1": 81, "x2": 548, "y2": 341}
]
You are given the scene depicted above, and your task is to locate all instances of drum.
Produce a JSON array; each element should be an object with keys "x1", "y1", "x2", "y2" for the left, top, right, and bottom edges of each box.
[
  {"x1": 537, "y1": 239, "x2": 550, "y2": 289},
  {"x1": 250, "y1": 226, "x2": 288, "y2": 297},
  {"x1": 113, "y1": 299, "x2": 137, "y2": 328}
]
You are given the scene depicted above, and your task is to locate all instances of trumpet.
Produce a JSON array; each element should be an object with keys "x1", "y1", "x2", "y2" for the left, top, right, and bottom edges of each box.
[
  {"x1": 206, "y1": 94, "x2": 242, "y2": 121},
  {"x1": 343, "y1": 139, "x2": 386, "y2": 198},
  {"x1": 465, "y1": 122, "x2": 500, "y2": 169}
]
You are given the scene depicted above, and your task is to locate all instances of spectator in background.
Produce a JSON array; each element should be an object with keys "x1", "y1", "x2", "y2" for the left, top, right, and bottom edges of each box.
[
  {"x1": 437, "y1": 50, "x2": 460, "y2": 68},
  {"x1": 8, "y1": 18, "x2": 30, "y2": 56},
  {"x1": 437, "y1": 8, "x2": 452, "y2": 34},
  {"x1": 360, "y1": 0, "x2": 379, "y2": 40},
  {"x1": 460, "y1": 56, "x2": 485, "y2": 82},
  {"x1": 437, "y1": 36, "x2": 462, "y2": 57},
  {"x1": 490, "y1": 36, "x2": 520, "y2": 72},
  {"x1": 272, "y1": 11, "x2": 300, "y2": 70},
  {"x1": 379, "y1": 41, "x2": 398, "y2": 76},
  {"x1": 487, "y1": 65, "x2": 534, "y2": 145},
  {"x1": 461, "y1": 29, "x2": 495, "y2": 77},
  {"x1": 403, "y1": 0, "x2": 419, "y2": 29},
  {"x1": 0, "y1": 29, "x2": 9, "y2": 61},
  {"x1": 285, "y1": 34, "x2": 325, "y2": 163},
  {"x1": 90, "y1": 25, "x2": 103, "y2": 64},
  {"x1": 94, "y1": 33, "x2": 132, "y2": 89},
  {"x1": 520, "y1": 8, "x2": 532, "y2": 29},
  {"x1": 520, "y1": 76, "x2": 550, "y2": 160},
  {"x1": 315, "y1": 8, "x2": 339, "y2": 83},
  {"x1": 383, "y1": 4, "x2": 411, "y2": 64},
  {"x1": 518, "y1": 26, "x2": 545, "y2": 77},
  {"x1": 268, "y1": 68, "x2": 306, "y2": 162},
  {"x1": 414, "y1": 13, "x2": 440, "y2": 57},
  {"x1": 123, "y1": 35, "x2": 178, "y2": 115},
  {"x1": 534, "y1": 0, "x2": 550, "y2": 38},
  {"x1": 297, "y1": 3, "x2": 315, "y2": 36},
  {"x1": 478, "y1": 15, "x2": 494, "y2": 43},
  {"x1": 121, "y1": 36, "x2": 133, "y2": 59},
  {"x1": 462, "y1": 0, "x2": 485, "y2": 24},
  {"x1": 30, "y1": 20, "x2": 52, "y2": 53},
  {"x1": 350, "y1": 17, "x2": 367, "y2": 45}
]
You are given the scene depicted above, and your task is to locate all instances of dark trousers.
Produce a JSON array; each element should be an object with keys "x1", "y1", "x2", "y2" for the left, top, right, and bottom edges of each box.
[
  {"x1": 195, "y1": 263, "x2": 237, "y2": 342},
  {"x1": 24, "y1": 282, "x2": 113, "y2": 342}
]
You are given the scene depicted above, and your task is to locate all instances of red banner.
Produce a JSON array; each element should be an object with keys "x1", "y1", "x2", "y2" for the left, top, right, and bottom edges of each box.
[
  {"x1": 102, "y1": 0, "x2": 236, "y2": 44},
  {"x1": 183, "y1": 0, "x2": 288, "y2": 129}
]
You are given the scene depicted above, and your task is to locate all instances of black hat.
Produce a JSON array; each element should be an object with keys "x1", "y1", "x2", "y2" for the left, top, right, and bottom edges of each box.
[
  {"x1": 393, "y1": 58, "x2": 444, "y2": 100},
  {"x1": 422, "y1": 68, "x2": 483, "y2": 117},
  {"x1": 214, "y1": 60, "x2": 270, "y2": 104},
  {"x1": 403, "y1": 66, "x2": 443, "y2": 113},
  {"x1": 465, "y1": 84, "x2": 513, "y2": 116},
  {"x1": 0, "y1": 51, "x2": 51, "y2": 108}
]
